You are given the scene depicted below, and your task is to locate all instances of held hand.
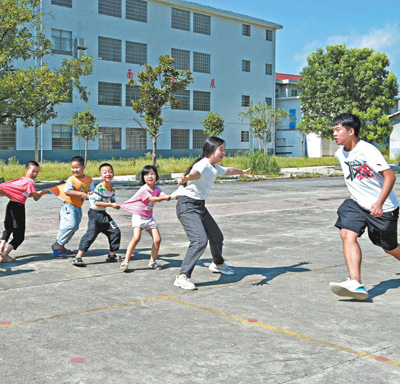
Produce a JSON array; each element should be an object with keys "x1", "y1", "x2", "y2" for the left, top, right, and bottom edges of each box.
[
  {"x1": 112, "y1": 203, "x2": 121, "y2": 209},
  {"x1": 370, "y1": 202, "x2": 383, "y2": 217},
  {"x1": 81, "y1": 192, "x2": 89, "y2": 200}
]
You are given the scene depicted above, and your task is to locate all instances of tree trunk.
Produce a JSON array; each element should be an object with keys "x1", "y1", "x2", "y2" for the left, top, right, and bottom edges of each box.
[
  {"x1": 85, "y1": 139, "x2": 88, "y2": 164},
  {"x1": 35, "y1": 125, "x2": 39, "y2": 162},
  {"x1": 152, "y1": 137, "x2": 157, "y2": 166}
]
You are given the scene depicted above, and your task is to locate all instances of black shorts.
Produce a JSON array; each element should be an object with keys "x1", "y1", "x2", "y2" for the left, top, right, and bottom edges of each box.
[{"x1": 335, "y1": 199, "x2": 399, "y2": 251}]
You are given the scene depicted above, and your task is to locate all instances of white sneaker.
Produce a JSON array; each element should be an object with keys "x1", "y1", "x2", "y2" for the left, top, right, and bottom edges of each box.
[
  {"x1": 209, "y1": 262, "x2": 235, "y2": 275},
  {"x1": 329, "y1": 277, "x2": 369, "y2": 300},
  {"x1": 174, "y1": 274, "x2": 197, "y2": 290}
]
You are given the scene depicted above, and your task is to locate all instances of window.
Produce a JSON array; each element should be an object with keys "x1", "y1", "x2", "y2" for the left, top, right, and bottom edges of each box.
[
  {"x1": 291, "y1": 89, "x2": 298, "y2": 97},
  {"x1": 126, "y1": 84, "x2": 140, "y2": 106},
  {"x1": 193, "y1": 129, "x2": 208, "y2": 149},
  {"x1": 266, "y1": 29, "x2": 273, "y2": 41},
  {"x1": 171, "y1": 7, "x2": 190, "y2": 31},
  {"x1": 193, "y1": 91, "x2": 210, "y2": 111},
  {"x1": 52, "y1": 124, "x2": 72, "y2": 150},
  {"x1": 51, "y1": 29, "x2": 72, "y2": 55},
  {"x1": 171, "y1": 90, "x2": 190, "y2": 110},
  {"x1": 99, "y1": 0, "x2": 121, "y2": 17},
  {"x1": 193, "y1": 13, "x2": 211, "y2": 35},
  {"x1": 126, "y1": 0, "x2": 147, "y2": 22},
  {"x1": 241, "y1": 95, "x2": 250, "y2": 107},
  {"x1": 126, "y1": 41, "x2": 147, "y2": 65},
  {"x1": 126, "y1": 128, "x2": 147, "y2": 149},
  {"x1": 242, "y1": 24, "x2": 251, "y2": 36},
  {"x1": 193, "y1": 52, "x2": 210, "y2": 73},
  {"x1": 171, "y1": 48, "x2": 190, "y2": 70},
  {"x1": 98, "y1": 82, "x2": 122, "y2": 106},
  {"x1": 265, "y1": 63, "x2": 272, "y2": 75},
  {"x1": 171, "y1": 129, "x2": 190, "y2": 149},
  {"x1": 0, "y1": 125, "x2": 16, "y2": 150},
  {"x1": 265, "y1": 97, "x2": 272, "y2": 106},
  {"x1": 98, "y1": 37, "x2": 121, "y2": 62},
  {"x1": 242, "y1": 60, "x2": 250, "y2": 72},
  {"x1": 241, "y1": 131, "x2": 250, "y2": 143},
  {"x1": 51, "y1": 0, "x2": 72, "y2": 7},
  {"x1": 98, "y1": 127, "x2": 121, "y2": 149},
  {"x1": 289, "y1": 109, "x2": 296, "y2": 129}
]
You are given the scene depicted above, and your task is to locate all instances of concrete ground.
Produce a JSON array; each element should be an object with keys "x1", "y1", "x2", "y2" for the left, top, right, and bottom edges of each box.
[{"x1": 1, "y1": 176, "x2": 400, "y2": 383}]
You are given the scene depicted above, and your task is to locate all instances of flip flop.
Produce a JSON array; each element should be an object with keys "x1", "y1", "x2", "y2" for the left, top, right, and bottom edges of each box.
[{"x1": 72, "y1": 257, "x2": 85, "y2": 267}]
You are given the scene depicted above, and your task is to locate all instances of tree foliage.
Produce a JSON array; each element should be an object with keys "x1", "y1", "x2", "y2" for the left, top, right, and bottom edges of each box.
[
  {"x1": 69, "y1": 109, "x2": 99, "y2": 164},
  {"x1": 128, "y1": 54, "x2": 193, "y2": 166},
  {"x1": 202, "y1": 112, "x2": 224, "y2": 137},
  {"x1": 0, "y1": 0, "x2": 93, "y2": 160},
  {"x1": 297, "y1": 45, "x2": 398, "y2": 142},
  {"x1": 238, "y1": 103, "x2": 290, "y2": 154}
]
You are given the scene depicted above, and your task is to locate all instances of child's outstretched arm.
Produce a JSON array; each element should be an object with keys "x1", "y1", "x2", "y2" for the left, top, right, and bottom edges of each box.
[
  {"x1": 179, "y1": 170, "x2": 201, "y2": 185},
  {"x1": 224, "y1": 167, "x2": 251, "y2": 176},
  {"x1": 94, "y1": 201, "x2": 121, "y2": 210},
  {"x1": 148, "y1": 195, "x2": 171, "y2": 203},
  {"x1": 30, "y1": 189, "x2": 48, "y2": 201}
]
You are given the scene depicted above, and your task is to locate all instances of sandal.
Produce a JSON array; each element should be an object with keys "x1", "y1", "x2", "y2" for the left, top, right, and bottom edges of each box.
[
  {"x1": 62, "y1": 247, "x2": 74, "y2": 255},
  {"x1": 148, "y1": 261, "x2": 162, "y2": 270},
  {"x1": 72, "y1": 257, "x2": 85, "y2": 267},
  {"x1": 120, "y1": 262, "x2": 129, "y2": 272},
  {"x1": 52, "y1": 246, "x2": 65, "y2": 259},
  {"x1": 106, "y1": 254, "x2": 118, "y2": 262}
]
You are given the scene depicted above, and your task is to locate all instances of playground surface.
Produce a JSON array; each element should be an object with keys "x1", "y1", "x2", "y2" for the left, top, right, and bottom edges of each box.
[{"x1": 1, "y1": 176, "x2": 400, "y2": 383}]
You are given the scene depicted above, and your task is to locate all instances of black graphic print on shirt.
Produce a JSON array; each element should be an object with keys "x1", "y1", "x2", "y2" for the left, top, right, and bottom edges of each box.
[{"x1": 345, "y1": 160, "x2": 375, "y2": 181}]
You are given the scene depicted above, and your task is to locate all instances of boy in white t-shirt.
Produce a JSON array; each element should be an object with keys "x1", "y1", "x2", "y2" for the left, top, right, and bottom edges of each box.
[{"x1": 330, "y1": 113, "x2": 400, "y2": 300}]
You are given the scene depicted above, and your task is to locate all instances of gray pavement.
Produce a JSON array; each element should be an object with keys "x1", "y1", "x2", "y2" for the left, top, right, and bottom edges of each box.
[{"x1": 1, "y1": 176, "x2": 400, "y2": 383}]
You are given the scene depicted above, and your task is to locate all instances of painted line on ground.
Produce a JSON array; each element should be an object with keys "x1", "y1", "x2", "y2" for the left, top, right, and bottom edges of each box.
[
  {"x1": 1, "y1": 276, "x2": 399, "y2": 368},
  {"x1": 166, "y1": 296, "x2": 400, "y2": 368}
]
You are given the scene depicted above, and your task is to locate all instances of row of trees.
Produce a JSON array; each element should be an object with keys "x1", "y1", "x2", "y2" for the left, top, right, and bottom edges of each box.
[{"x1": 2, "y1": 1, "x2": 399, "y2": 165}]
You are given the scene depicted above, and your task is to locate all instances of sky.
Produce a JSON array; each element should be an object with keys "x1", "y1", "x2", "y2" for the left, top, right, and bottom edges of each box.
[{"x1": 192, "y1": 0, "x2": 400, "y2": 79}]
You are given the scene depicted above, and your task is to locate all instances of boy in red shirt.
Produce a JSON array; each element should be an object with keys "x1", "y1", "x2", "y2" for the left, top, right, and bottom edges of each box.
[{"x1": 0, "y1": 161, "x2": 45, "y2": 262}]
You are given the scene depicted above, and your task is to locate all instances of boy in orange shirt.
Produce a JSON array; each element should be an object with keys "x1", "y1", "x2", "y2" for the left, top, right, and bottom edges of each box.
[{"x1": 48, "y1": 156, "x2": 94, "y2": 258}]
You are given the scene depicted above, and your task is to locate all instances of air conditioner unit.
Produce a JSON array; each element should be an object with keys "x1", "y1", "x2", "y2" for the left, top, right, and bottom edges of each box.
[{"x1": 75, "y1": 38, "x2": 87, "y2": 50}]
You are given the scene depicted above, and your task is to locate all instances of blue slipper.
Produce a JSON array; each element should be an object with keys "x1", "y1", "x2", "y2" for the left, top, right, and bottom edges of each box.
[{"x1": 52, "y1": 246, "x2": 65, "y2": 259}]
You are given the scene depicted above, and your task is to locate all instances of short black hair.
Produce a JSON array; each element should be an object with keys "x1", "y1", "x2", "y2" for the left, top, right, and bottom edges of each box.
[
  {"x1": 99, "y1": 163, "x2": 114, "y2": 173},
  {"x1": 332, "y1": 113, "x2": 361, "y2": 137},
  {"x1": 25, "y1": 160, "x2": 39, "y2": 169},
  {"x1": 71, "y1": 156, "x2": 85, "y2": 166},
  {"x1": 140, "y1": 165, "x2": 159, "y2": 185}
]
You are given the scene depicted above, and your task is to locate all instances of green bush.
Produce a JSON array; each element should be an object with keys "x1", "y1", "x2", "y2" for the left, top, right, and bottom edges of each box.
[{"x1": 228, "y1": 151, "x2": 280, "y2": 174}]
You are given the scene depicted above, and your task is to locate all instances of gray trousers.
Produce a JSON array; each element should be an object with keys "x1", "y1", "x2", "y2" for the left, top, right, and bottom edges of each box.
[{"x1": 176, "y1": 196, "x2": 224, "y2": 278}]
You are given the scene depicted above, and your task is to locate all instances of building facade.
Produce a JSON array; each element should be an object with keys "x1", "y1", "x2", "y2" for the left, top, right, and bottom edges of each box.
[
  {"x1": 275, "y1": 73, "x2": 336, "y2": 158},
  {"x1": 1, "y1": 0, "x2": 282, "y2": 162}
]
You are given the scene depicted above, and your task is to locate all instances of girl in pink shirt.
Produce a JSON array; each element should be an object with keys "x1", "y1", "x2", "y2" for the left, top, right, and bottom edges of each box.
[{"x1": 119, "y1": 165, "x2": 171, "y2": 272}]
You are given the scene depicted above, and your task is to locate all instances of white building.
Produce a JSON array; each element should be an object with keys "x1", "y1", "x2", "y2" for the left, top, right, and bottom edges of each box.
[
  {"x1": 275, "y1": 73, "x2": 336, "y2": 157},
  {"x1": 1, "y1": 0, "x2": 282, "y2": 162}
]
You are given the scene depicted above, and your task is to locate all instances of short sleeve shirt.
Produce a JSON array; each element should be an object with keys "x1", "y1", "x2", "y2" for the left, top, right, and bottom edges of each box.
[
  {"x1": 173, "y1": 158, "x2": 228, "y2": 200},
  {"x1": 89, "y1": 182, "x2": 116, "y2": 211},
  {"x1": 62, "y1": 175, "x2": 95, "y2": 208},
  {"x1": 121, "y1": 185, "x2": 166, "y2": 218},
  {"x1": 0, "y1": 177, "x2": 36, "y2": 204},
  {"x1": 335, "y1": 140, "x2": 398, "y2": 212}
]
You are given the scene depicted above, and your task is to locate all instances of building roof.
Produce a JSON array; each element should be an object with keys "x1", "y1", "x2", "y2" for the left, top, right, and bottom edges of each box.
[
  {"x1": 156, "y1": 0, "x2": 283, "y2": 29},
  {"x1": 389, "y1": 110, "x2": 400, "y2": 119},
  {"x1": 276, "y1": 73, "x2": 301, "y2": 81}
]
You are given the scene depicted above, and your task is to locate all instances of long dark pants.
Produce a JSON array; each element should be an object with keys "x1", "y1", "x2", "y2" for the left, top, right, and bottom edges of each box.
[
  {"x1": 2, "y1": 201, "x2": 25, "y2": 250},
  {"x1": 78, "y1": 209, "x2": 121, "y2": 253},
  {"x1": 176, "y1": 196, "x2": 224, "y2": 278}
]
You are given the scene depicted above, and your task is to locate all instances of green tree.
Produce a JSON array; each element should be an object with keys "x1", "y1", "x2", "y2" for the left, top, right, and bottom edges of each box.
[
  {"x1": 238, "y1": 103, "x2": 290, "y2": 154},
  {"x1": 0, "y1": 0, "x2": 93, "y2": 160},
  {"x1": 297, "y1": 45, "x2": 398, "y2": 142},
  {"x1": 202, "y1": 112, "x2": 224, "y2": 137},
  {"x1": 69, "y1": 109, "x2": 99, "y2": 164},
  {"x1": 128, "y1": 54, "x2": 193, "y2": 166}
]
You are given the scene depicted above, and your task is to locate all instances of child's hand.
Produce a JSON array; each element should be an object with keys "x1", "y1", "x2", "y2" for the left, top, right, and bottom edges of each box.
[
  {"x1": 240, "y1": 168, "x2": 251, "y2": 176},
  {"x1": 81, "y1": 192, "x2": 89, "y2": 200},
  {"x1": 111, "y1": 203, "x2": 121, "y2": 209}
]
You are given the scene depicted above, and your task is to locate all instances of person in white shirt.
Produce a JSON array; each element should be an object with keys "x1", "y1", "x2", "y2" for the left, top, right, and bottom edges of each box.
[
  {"x1": 330, "y1": 113, "x2": 400, "y2": 300},
  {"x1": 172, "y1": 136, "x2": 250, "y2": 290}
]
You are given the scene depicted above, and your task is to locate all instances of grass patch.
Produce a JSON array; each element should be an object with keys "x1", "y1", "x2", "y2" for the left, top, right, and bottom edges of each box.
[{"x1": 0, "y1": 153, "x2": 343, "y2": 182}]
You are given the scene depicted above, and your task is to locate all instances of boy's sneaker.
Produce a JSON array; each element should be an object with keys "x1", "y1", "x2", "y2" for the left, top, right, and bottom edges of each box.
[
  {"x1": 329, "y1": 278, "x2": 369, "y2": 300},
  {"x1": 174, "y1": 274, "x2": 197, "y2": 290},
  {"x1": 209, "y1": 262, "x2": 235, "y2": 275}
]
